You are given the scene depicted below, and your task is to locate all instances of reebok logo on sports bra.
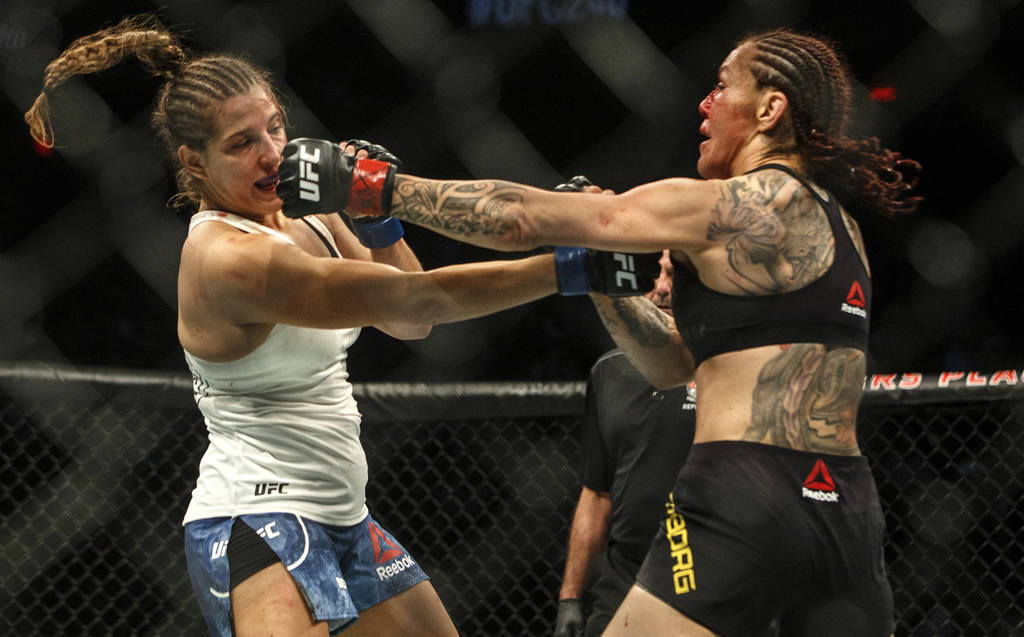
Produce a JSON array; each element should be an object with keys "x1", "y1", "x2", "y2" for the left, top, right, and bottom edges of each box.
[{"x1": 841, "y1": 280, "x2": 868, "y2": 318}]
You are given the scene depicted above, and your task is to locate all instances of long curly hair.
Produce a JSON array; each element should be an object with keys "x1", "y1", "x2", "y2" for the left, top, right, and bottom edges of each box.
[
  {"x1": 740, "y1": 28, "x2": 921, "y2": 217},
  {"x1": 24, "y1": 14, "x2": 286, "y2": 207}
]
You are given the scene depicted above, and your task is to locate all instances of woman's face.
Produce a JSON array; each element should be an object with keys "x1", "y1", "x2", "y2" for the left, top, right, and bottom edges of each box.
[
  {"x1": 193, "y1": 85, "x2": 287, "y2": 217},
  {"x1": 696, "y1": 44, "x2": 763, "y2": 179}
]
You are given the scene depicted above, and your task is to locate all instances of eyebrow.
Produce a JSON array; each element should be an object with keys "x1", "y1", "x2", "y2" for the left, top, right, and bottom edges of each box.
[{"x1": 223, "y1": 111, "x2": 282, "y2": 142}]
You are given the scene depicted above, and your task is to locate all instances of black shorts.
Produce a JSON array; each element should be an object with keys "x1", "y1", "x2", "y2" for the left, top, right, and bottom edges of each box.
[{"x1": 635, "y1": 441, "x2": 894, "y2": 637}]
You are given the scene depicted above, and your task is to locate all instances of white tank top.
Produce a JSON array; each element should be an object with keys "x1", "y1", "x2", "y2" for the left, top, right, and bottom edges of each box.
[{"x1": 182, "y1": 211, "x2": 369, "y2": 527}]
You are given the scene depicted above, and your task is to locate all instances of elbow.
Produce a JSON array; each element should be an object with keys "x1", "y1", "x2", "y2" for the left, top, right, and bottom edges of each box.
[
  {"x1": 495, "y1": 207, "x2": 544, "y2": 251},
  {"x1": 382, "y1": 323, "x2": 432, "y2": 340},
  {"x1": 647, "y1": 352, "x2": 697, "y2": 391}
]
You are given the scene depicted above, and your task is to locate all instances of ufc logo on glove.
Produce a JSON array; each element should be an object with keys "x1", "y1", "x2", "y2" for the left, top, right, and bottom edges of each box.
[
  {"x1": 614, "y1": 253, "x2": 639, "y2": 290},
  {"x1": 553, "y1": 247, "x2": 659, "y2": 297},
  {"x1": 298, "y1": 144, "x2": 321, "y2": 202}
]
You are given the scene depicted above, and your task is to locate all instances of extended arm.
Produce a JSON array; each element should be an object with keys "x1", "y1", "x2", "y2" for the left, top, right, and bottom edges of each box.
[
  {"x1": 277, "y1": 138, "x2": 719, "y2": 255},
  {"x1": 180, "y1": 224, "x2": 558, "y2": 333}
]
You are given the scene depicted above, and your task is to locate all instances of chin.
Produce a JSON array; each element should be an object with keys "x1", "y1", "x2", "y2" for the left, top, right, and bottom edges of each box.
[{"x1": 697, "y1": 159, "x2": 726, "y2": 180}]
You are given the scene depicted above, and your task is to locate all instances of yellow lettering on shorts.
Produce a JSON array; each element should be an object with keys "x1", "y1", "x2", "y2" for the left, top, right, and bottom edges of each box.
[{"x1": 664, "y1": 493, "x2": 696, "y2": 594}]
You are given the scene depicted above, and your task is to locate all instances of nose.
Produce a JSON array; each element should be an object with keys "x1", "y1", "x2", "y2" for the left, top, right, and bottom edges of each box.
[
  {"x1": 699, "y1": 91, "x2": 713, "y2": 117},
  {"x1": 260, "y1": 134, "x2": 283, "y2": 168},
  {"x1": 647, "y1": 271, "x2": 672, "y2": 305}
]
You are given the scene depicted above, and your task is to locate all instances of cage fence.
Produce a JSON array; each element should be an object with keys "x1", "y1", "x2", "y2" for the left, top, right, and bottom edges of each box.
[{"x1": 1, "y1": 364, "x2": 1022, "y2": 636}]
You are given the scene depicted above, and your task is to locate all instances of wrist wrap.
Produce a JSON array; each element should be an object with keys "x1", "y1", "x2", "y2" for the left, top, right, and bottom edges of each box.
[
  {"x1": 351, "y1": 217, "x2": 405, "y2": 249},
  {"x1": 554, "y1": 247, "x2": 590, "y2": 296}
]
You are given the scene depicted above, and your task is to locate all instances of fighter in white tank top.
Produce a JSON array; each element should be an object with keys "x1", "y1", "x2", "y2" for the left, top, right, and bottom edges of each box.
[{"x1": 182, "y1": 211, "x2": 369, "y2": 527}]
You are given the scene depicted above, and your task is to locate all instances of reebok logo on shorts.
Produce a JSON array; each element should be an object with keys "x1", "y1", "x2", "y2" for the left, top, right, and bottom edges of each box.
[
  {"x1": 368, "y1": 521, "x2": 417, "y2": 581},
  {"x1": 368, "y1": 521, "x2": 404, "y2": 564},
  {"x1": 802, "y1": 458, "x2": 839, "y2": 502}
]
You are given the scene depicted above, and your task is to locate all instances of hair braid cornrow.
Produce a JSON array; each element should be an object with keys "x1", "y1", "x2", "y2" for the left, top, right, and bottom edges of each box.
[{"x1": 741, "y1": 28, "x2": 921, "y2": 216}]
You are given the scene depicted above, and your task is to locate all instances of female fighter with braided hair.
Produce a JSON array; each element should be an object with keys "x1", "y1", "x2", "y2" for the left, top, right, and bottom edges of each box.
[
  {"x1": 25, "y1": 14, "x2": 657, "y2": 637},
  {"x1": 285, "y1": 28, "x2": 919, "y2": 636}
]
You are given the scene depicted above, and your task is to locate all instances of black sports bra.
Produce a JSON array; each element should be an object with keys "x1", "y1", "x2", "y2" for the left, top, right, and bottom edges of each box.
[{"x1": 671, "y1": 164, "x2": 871, "y2": 366}]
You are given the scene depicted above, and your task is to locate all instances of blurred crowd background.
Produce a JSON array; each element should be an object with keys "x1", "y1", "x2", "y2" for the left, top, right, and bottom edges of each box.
[{"x1": 2, "y1": 0, "x2": 1023, "y2": 382}]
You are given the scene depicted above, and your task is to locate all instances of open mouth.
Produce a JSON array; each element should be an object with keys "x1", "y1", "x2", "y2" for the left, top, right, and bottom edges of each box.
[{"x1": 255, "y1": 175, "x2": 279, "y2": 192}]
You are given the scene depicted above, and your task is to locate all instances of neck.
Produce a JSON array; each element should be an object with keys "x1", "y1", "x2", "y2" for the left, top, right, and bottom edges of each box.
[
  {"x1": 198, "y1": 199, "x2": 286, "y2": 229},
  {"x1": 732, "y1": 143, "x2": 802, "y2": 177}
]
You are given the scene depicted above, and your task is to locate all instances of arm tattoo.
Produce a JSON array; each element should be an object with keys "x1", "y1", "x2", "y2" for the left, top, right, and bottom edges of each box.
[
  {"x1": 390, "y1": 177, "x2": 527, "y2": 239},
  {"x1": 595, "y1": 297, "x2": 674, "y2": 350},
  {"x1": 708, "y1": 172, "x2": 835, "y2": 294},
  {"x1": 744, "y1": 344, "x2": 864, "y2": 455}
]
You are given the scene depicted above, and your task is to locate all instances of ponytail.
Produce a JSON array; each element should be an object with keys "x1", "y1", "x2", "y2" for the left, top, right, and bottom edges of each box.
[
  {"x1": 26, "y1": 13, "x2": 284, "y2": 208},
  {"x1": 25, "y1": 14, "x2": 186, "y2": 148}
]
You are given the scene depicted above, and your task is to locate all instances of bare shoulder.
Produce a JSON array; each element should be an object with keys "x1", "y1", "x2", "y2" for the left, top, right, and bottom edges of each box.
[{"x1": 181, "y1": 221, "x2": 273, "y2": 278}]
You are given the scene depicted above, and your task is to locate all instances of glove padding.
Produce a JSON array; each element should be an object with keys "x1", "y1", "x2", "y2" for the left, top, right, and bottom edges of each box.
[
  {"x1": 551, "y1": 175, "x2": 659, "y2": 297},
  {"x1": 553, "y1": 598, "x2": 584, "y2": 637},
  {"x1": 555, "y1": 247, "x2": 659, "y2": 296},
  {"x1": 278, "y1": 137, "x2": 396, "y2": 219},
  {"x1": 344, "y1": 138, "x2": 402, "y2": 169},
  {"x1": 553, "y1": 175, "x2": 595, "y2": 192},
  {"x1": 342, "y1": 139, "x2": 405, "y2": 248}
]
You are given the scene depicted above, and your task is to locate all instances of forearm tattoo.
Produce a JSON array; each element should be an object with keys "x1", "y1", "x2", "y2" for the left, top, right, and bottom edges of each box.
[
  {"x1": 708, "y1": 172, "x2": 835, "y2": 294},
  {"x1": 595, "y1": 297, "x2": 675, "y2": 349},
  {"x1": 391, "y1": 177, "x2": 527, "y2": 240},
  {"x1": 745, "y1": 344, "x2": 864, "y2": 454}
]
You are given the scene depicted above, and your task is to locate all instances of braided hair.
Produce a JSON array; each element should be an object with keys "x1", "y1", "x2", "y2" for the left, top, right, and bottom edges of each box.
[
  {"x1": 740, "y1": 28, "x2": 921, "y2": 217},
  {"x1": 24, "y1": 14, "x2": 286, "y2": 207}
]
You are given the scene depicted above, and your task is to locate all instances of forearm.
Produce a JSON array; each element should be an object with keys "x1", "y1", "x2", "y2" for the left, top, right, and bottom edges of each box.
[
  {"x1": 560, "y1": 489, "x2": 611, "y2": 599},
  {"x1": 590, "y1": 294, "x2": 695, "y2": 389},
  {"x1": 409, "y1": 253, "x2": 557, "y2": 325},
  {"x1": 388, "y1": 175, "x2": 538, "y2": 250}
]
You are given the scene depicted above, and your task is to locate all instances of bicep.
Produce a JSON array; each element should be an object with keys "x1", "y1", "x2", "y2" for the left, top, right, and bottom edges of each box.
[
  {"x1": 531, "y1": 178, "x2": 719, "y2": 254},
  {"x1": 197, "y1": 234, "x2": 410, "y2": 329}
]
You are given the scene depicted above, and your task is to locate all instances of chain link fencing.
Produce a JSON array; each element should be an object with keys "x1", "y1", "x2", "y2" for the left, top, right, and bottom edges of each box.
[{"x1": 1, "y1": 364, "x2": 1022, "y2": 636}]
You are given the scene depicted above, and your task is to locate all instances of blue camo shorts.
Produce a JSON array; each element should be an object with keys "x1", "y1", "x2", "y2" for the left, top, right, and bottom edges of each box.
[{"x1": 184, "y1": 512, "x2": 428, "y2": 636}]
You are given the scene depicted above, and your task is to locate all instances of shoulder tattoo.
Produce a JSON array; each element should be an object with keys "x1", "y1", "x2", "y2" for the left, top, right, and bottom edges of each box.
[{"x1": 707, "y1": 172, "x2": 835, "y2": 294}]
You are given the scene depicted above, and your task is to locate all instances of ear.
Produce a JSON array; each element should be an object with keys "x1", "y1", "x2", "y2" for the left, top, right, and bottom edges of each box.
[
  {"x1": 177, "y1": 144, "x2": 206, "y2": 180},
  {"x1": 756, "y1": 90, "x2": 788, "y2": 133}
]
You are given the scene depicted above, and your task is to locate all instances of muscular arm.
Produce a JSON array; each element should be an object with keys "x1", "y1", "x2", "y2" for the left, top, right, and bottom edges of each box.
[
  {"x1": 181, "y1": 225, "x2": 557, "y2": 333},
  {"x1": 322, "y1": 214, "x2": 431, "y2": 339},
  {"x1": 387, "y1": 175, "x2": 720, "y2": 254},
  {"x1": 559, "y1": 486, "x2": 612, "y2": 600},
  {"x1": 589, "y1": 295, "x2": 694, "y2": 389}
]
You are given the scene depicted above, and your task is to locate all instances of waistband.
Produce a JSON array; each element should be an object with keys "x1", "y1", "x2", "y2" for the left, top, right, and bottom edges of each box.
[{"x1": 687, "y1": 440, "x2": 870, "y2": 468}]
